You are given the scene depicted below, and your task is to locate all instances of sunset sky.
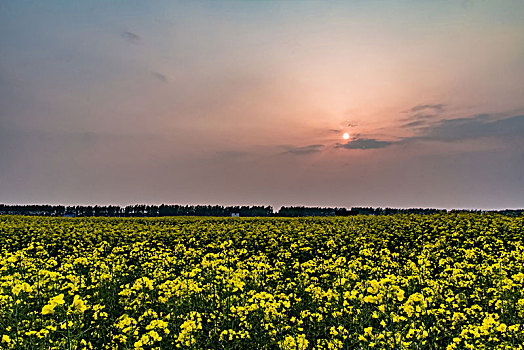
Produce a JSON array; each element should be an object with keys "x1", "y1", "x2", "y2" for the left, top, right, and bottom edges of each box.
[{"x1": 1, "y1": 1, "x2": 524, "y2": 209}]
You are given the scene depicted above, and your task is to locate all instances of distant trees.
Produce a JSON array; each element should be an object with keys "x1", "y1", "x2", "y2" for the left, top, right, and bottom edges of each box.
[
  {"x1": 277, "y1": 206, "x2": 336, "y2": 217},
  {"x1": 0, "y1": 204, "x2": 273, "y2": 217},
  {"x1": 0, "y1": 204, "x2": 521, "y2": 217},
  {"x1": 278, "y1": 207, "x2": 448, "y2": 216}
]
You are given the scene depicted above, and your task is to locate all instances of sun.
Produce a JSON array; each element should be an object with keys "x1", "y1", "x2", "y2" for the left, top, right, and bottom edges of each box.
[{"x1": 343, "y1": 132, "x2": 350, "y2": 140}]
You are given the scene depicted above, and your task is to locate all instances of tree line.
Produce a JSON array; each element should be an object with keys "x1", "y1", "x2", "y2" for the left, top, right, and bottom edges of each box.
[
  {"x1": 0, "y1": 204, "x2": 272, "y2": 217},
  {"x1": 0, "y1": 204, "x2": 522, "y2": 217}
]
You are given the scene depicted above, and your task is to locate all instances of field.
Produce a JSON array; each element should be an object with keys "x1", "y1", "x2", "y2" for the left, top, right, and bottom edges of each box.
[{"x1": 1, "y1": 214, "x2": 524, "y2": 349}]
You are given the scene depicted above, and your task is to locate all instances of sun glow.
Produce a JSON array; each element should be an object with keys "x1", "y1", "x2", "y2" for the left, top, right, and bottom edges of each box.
[{"x1": 343, "y1": 132, "x2": 350, "y2": 140}]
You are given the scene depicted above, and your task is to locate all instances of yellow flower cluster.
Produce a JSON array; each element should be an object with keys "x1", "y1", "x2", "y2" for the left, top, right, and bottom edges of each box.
[
  {"x1": 41, "y1": 294, "x2": 65, "y2": 315},
  {"x1": 1, "y1": 213, "x2": 524, "y2": 349}
]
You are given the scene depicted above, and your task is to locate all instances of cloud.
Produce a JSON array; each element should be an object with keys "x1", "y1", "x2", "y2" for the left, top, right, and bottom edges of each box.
[
  {"x1": 336, "y1": 138, "x2": 393, "y2": 150},
  {"x1": 338, "y1": 113, "x2": 524, "y2": 151},
  {"x1": 420, "y1": 114, "x2": 524, "y2": 141},
  {"x1": 401, "y1": 120, "x2": 428, "y2": 128},
  {"x1": 151, "y1": 72, "x2": 168, "y2": 83},
  {"x1": 282, "y1": 144, "x2": 323, "y2": 155},
  {"x1": 401, "y1": 103, "x2": 446, "y2": 126},
  {"x1": 410, "y1": 113, "x2": 440, "y2": 120},
  {"x1": 409, "y1": 104, "x2": 445, "y2": 113},
  {"x1": 121, "y1": 31, "x2": 141, "y2": 44},
  {"x1": 399, "y1": 113, "x2": 524, "y2": 144}
]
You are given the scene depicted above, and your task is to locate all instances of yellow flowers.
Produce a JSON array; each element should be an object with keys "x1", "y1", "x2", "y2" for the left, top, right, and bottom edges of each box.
[
  {"x1": 146, "y1": 319, "x2": 169, "y2": 334},
  {"x1": 1, "y1": 335, "x2": 10, "y2": 343},
  {"x1": 71, "y1": 295, "x2": 87, "y2": 313},
  {"x1": 364, "y1": 326, "x2": 373, "y2": 336},
  {"x1": 1, "y1": 213, "x2": 524, "y2": 349},
  {"x1": 41, "y1": 304, "x2": 55, "y2": 315},
  {"x1": 367, "y1": 280, "x2": 380, "y2": 294},
  {"x1": 497, "y1": 323, "x2": 507, "y2": 333},
  {"x1": 50, "y1": 293, "x2": 65, "y2": 305},
  {"x1": 280, "y1": 334, "x2": 308, "y2": 350},
  {"x1": 41, "y1": 293, "x2": 65, "y2": 315},
  {"x1": 115, "y1": 314, "x2": 138, "y2": 334},
  {"x1": 397, "y1": 288, "x2": 405, "y2": 302},
  {"x1": 176, "y1": 311, "x2": 202, "y2": 347},
  {"x1": 12, "y1": 282, "x2": 32, "y2": 296}
]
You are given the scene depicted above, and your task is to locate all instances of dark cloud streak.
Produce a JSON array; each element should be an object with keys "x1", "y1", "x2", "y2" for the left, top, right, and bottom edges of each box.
[
  {"x1": 409, "y1": 104, "x2": 445, "y2": 113},
  {"x1": 151, "y1": 72, "x2": 168, "y2": 83},
  {"x1": 121, "y1": 31, "x2": 141, "y2": 44},
  {"x1": 282, "y1": 144, "x2": 323, "y2": 155},
  {"x1": 340, "y1": 113, "x2": 524, "y2": 151},
  {"x1": 336, "y1": 138, "x2": 393, "y2": 150},
  {"x1": 401, "y1": 120, "x2": 428, "y2": 128},
  {"x1": 421, "y1": 114, "x2": 524, "y2": 141},
  {"x1": 401, "y1": 103, "x2": 446, "y2": 124}
]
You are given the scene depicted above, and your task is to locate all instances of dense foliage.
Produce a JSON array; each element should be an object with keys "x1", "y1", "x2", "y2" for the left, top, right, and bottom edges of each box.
[
  {"x1": 1, "y1": 214, "x2": 523, "y2": 349},
  {"x1": 3, "y1": 204, "x2": 521, "y2": 217},
  {"x1": 0, "y1": 204, "x2": 274, "y2": 217}
]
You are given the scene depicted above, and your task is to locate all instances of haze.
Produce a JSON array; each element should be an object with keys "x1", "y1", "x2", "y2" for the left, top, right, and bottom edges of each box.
[{"x1": 1, "y1": 1, "x2": 524, "y2": 210}]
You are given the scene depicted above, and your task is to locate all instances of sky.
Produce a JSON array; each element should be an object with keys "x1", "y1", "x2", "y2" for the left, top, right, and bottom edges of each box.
[{"x1": 1, "y1": 0, "x2": 524, "y2": 210}]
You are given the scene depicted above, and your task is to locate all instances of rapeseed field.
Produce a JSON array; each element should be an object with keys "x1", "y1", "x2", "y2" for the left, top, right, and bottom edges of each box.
[{"x1": 1, "y1": 214, "x2": 523, "y2": 349}]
